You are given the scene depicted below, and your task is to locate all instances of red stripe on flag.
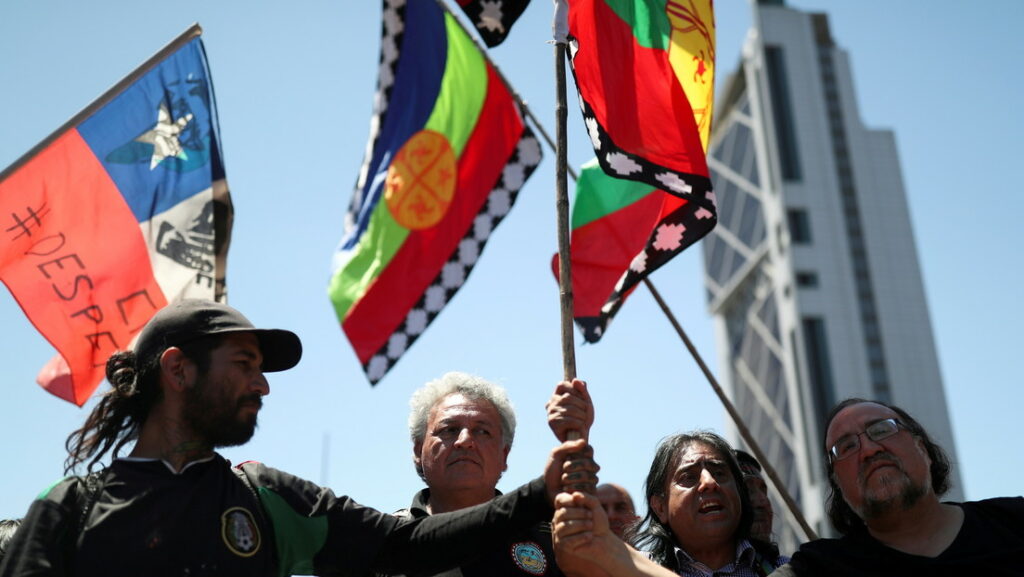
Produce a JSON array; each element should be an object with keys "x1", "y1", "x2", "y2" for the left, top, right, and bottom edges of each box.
[
  {"x1": 0, "y1": 130, "x2": 167, "y2": 405},
  {"x1": 343, "y1": 66, "x2": 523, "y2": 363},
  {"x1": 572, "y1": 0, "x2": 707, "y2": 175}
]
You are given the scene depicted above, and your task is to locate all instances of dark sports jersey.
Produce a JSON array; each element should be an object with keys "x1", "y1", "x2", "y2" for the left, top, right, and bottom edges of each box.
[
  {"x1": 0, "y1": 454, "x2": 553, "y2": 577},
  {"x1": 783, "y1": 497, "x2": 1024, "y2": 577},
  {"x1": 379, "y1": 488, "x2": 565, "y2": 577}
]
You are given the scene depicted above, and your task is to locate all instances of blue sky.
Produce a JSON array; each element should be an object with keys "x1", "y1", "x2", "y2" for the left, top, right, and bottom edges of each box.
[{"x1": 1, "y1": 0, "x2": 1020, "y2": 534}]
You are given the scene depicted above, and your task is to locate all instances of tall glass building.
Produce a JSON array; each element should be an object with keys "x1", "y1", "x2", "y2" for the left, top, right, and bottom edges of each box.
[{"x1": 703, "y1": 0, "x2": 962, "y2": 550}]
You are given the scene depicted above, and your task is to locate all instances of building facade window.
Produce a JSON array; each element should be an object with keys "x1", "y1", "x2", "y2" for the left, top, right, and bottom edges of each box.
[
  {"x1": 765, "y1": 45, "x2": 802, "y2": 181},
  {"x1": 795, "y1": 271, "x2": 819, "y2": 288},
  {"x1": 787, "y1": 208, "x2": 812, "y2": 243}
]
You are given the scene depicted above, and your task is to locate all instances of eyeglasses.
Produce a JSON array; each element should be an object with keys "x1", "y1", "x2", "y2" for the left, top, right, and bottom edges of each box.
[{"x1": 828, "y1": 418, "x2": 906, "y2": 462}]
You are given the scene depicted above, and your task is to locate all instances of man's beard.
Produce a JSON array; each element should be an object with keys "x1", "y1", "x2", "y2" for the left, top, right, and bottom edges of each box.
[
  {"x1": 858, "y1": 454, "x2": 927, "y2": 519},
  {"x1": 183, "y1": 375, "x2": 261, "y2": 448}
]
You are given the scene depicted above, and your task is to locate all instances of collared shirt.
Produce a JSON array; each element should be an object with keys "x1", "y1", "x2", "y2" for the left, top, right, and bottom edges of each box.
[{"x1": 668, "y1": 539, "x2": 789, "y2": 577}]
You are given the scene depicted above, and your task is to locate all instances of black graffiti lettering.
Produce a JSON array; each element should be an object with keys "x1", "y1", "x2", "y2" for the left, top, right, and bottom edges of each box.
[
  {"x1": 195, "y1": 272, "x2": 215, "y2": 290},
  {"x1": 5, "y1": 202, "x2": 50, "y2": 241},
  {"x1": 25, "y1": 232, "x2": 67, "y2": 256},
  {"x1": 116, "y1": 290, "x2": 158, "y2": 331},
  {"x1": 71, "y1": 305, "x2": 103, "y2": 324},
  {"x1": 85, "y1": 331, "x2": 118, "y2": 352},
  {"x1": 37, "y1": 253, "x2": 85, "y2": 279},
  {"x1": 55, "y1": 274, "x2": 94, "y2": 301}
]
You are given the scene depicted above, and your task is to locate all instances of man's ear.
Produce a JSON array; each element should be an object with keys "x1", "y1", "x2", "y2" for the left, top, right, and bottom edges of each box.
[
  {"x1": 159, "y1": 347, "x2": 193, "y2": 393},
  {"x1": 650, "y1": 494, "x2": 668, "y2": 524},
  {"x1": 413, "y1": 441, "x2": 424, "y2": 470}
]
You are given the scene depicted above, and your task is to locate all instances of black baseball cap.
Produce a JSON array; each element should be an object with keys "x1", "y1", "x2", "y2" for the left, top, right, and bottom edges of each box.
[{"x1": 134, "y1": 300, "x2": 302, "y2": 372}]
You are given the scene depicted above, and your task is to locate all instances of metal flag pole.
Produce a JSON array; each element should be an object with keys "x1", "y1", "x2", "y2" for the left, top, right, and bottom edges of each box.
[{"x1": 0, "y1": 23, "x2": 203, "y2": 183}]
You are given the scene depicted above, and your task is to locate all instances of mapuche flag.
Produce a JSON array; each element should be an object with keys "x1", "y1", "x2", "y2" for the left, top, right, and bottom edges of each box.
[
  {"x1": 0, "y1": 26, "x2": 233, "y2": 406},
  {"x1": 455, "y1": 0, "x2": 532, "y2": 47},
  {"x1": 330, "y1": 0, "x2": 542, "y2": 384},
  {"x1": 567, "y1": 0, "x2": 716, "y2": 201},
  {"x1": 554, "y1": 159, "x2": 715, "y2": 342}
]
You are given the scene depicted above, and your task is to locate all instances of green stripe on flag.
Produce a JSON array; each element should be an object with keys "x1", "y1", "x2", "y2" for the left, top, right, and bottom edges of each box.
[
  {"x1": 329, "y1": 207, "x2": 409, "y2": 321},
  {"x1": 572, "y1": 158, "x2": 657, "y2": 229},
  {"x1": 602, "y1": 0, "x2": 671, "y2": 51},
  {"x1": 427, "y1": 12, "x2": 488, "y2": 155}
]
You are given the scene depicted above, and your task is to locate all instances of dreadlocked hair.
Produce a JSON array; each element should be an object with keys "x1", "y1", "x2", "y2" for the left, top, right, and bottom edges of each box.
[{"x1": 64, "y1": 335, "x2": 220, "y2": 474}]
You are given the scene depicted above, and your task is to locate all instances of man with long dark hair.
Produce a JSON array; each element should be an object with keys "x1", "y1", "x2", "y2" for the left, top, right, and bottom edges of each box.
[
  {"x1": 553, "y1": 431, "x2": 786, "y2": 577},
  {"x1": 777, "y1": 398, "x2": 1024, "y2": 576},
  {"x1": 0, "y1": 300, "x2": 595, "y2": 576}
]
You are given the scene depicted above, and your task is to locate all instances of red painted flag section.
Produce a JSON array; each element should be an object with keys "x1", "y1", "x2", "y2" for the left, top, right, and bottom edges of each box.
[
  {"x1": 0, "y1": 31, "x2": 231, "y2": 405},
  {"x1": 0, "y1": 132, "x2": 167, "y2": 403}
]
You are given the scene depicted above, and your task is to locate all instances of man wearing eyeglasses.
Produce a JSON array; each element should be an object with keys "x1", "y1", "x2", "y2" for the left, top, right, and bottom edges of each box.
[{"x1": 775, "y1": 398, "x2": 1024, "y2": 576}]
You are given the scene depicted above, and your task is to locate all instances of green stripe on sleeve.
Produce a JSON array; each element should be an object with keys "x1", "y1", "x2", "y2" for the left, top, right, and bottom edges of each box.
[{"x1": 258, "y1": 487, "x2": 328, "y2": 577}]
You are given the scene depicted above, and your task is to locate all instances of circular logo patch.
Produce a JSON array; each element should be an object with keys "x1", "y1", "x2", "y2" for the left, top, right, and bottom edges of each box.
[
  {"x1": 384, "y1": 129, "x2": 457, "y2": 230},
  {"x1": 511, "y1": 541, "x2": 547, "y2": 575},
  {"x1": 221, "y1": 506, "x2": 261, "y2": 557}
]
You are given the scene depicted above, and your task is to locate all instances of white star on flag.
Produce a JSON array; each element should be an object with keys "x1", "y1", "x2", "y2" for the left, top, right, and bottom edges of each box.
[{"x1": 135, "y1": 102, "x2": 193, "y2": 170}]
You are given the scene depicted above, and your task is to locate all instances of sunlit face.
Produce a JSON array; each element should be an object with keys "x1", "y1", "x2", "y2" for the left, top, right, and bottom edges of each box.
[
  {"x1": 597, "y1": 484, "x2": 638, "y2": 538},
  {"x1": 741, "y1": 472, "x2": 773, "y2": 542},
  {"x1": 826, "y1": 402, "x2": 932, "y2": 519},
  {"x1": 651, "y1": 443, "x2": 741, "y2": 556},
  {"x1": 183, "y1": 333, "x2": 269, "y2": 448},
  {"x1": 415, "y1": 393, "x2": 510, "y2": 496}
]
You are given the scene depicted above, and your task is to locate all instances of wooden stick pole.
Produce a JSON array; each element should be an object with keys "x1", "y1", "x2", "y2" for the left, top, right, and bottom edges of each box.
[{"x1": 554, "y1": 41, "x2": 577, "y2": 385}]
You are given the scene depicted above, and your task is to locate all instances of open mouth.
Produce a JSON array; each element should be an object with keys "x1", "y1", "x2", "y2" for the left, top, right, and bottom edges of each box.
[{"x1": 698, "y1": 501, "x2": 724, "y2": 515}]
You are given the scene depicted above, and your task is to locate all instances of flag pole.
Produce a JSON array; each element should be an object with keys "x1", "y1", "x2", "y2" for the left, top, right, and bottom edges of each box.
[
  {"x1": 0, "y1": 23, "x2": 203, "y2": 183},
  {"x1": 552, "y1": 6, "x2": 577, "y2": 385},
  {"x1": 642, "y1": 277, "x2": 818, "y2": 540}
]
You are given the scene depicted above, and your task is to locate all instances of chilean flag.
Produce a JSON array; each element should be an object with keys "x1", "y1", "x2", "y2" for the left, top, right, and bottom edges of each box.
[{"x1": 0, "y1": 27, "x2": 232, "y2": 406}]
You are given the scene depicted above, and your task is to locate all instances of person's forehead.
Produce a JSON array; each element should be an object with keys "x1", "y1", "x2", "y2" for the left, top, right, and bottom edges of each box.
[
  {"x1": 429, "y1": 393, "x2": 500, "y2": 422},
  {"x1": 597, "y1": 485, "x2": 628, "y2": 503},
  {"x1": 217, "y1": 332, "x2": 261, "y2": 354},
  {"x1": 826, "y1": 402, "x2": 898, "y2": 442},
  {"x1": 677, "y1": 442, "x2": 726, "y2": 466}
]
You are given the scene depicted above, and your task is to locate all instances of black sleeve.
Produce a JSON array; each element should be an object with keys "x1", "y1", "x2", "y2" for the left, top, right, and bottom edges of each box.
[
  {"x1": 243, "y1": 463, "x2": 551, "y2": 577},
  {"x1": 370, "y1": 477, "x2": 552, "y2": 574},
  {"x1": 0, "y1": 480, "x2": 80, "y2": 577}
]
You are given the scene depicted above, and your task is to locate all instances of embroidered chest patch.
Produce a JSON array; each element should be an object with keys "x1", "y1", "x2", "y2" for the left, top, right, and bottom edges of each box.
[
  {"x1": 221, "y1": 506, "x2": 261, "y2": 557},
  {"x1": 510, "y1": 541, "x2": 548, "y2": 575}
]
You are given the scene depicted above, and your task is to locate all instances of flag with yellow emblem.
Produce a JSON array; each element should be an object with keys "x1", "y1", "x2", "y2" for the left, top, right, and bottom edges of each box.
[
  {"x1": 567, "y1": 0, "x2": 715, "y2": 201},
  {"x1": 554, "y1": 0, "x2": 718, "y2": 342}
]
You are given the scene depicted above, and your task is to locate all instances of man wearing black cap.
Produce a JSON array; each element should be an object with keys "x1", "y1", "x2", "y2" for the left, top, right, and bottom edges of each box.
[{"x1": 0, "y1": 300, "x2": 596, "y2": 577}]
